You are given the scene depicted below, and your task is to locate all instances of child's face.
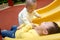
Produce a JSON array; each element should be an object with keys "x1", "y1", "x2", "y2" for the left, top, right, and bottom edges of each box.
[
  {"x1": 35, "y1": 22, "x2": 55, "y2": 35},
  {"x1": 26, "y1": 0, "x2": 36, "y2": 13}
]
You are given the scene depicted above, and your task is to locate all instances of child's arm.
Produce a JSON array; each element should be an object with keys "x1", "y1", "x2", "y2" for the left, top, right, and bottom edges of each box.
[
  {"x1": 19, "y1": 23, "x2": 39, "y2": 32},
  {"x1": 33, "y1": 10, "x2": 41, "y2": 18},
  {"x1": 31, "y1": 23, "x2": 39, "y2": 29},
  {"x1": 17, "y1": 23, "x2": 25, "y2": 30}
]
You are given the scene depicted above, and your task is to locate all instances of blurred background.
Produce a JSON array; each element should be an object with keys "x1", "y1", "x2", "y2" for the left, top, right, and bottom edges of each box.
[
  {"x1": 0, "y1": 0, "x2": 25, "y2": 5},
  {"x1": 0, "y1": 0, "x2": 53, "y2": 30},
  {"x1": 0, "y1": 0, "x2": 25, "y2": 10}
]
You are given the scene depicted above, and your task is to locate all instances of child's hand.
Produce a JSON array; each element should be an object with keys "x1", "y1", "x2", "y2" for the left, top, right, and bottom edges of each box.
[
  {"x1": 31, "y1": 23, "x2": 39, "y2": 29},
  {"x1": 17, "y1": 26, "x2": 22, "y2": 30},
  {"x1": 17, "y1": 24, "x2": 25, "y2": 30}
]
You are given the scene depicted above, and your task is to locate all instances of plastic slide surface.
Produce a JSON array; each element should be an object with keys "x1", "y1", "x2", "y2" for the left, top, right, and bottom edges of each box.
[
  {"x1": 33, "y1": 0, "x2": 60, "y2": 25},
  {"x1": 36, "y1": 0, "x2": 60, "y2": 18}
]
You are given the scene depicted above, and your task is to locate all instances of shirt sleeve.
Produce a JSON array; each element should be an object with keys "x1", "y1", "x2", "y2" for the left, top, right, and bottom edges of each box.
[
  {"x1": 19, "y1": 24, "x2": 32, "y2": 32},
  {"x1": 18, "y1": 8, "x2": 26, "y2": 25},
  {"x1": 18, "y1": 7, "x2": 32, "y2": 25},
  {"x1": 15, "y1": 25, "x2": 32, "y2": 38}
]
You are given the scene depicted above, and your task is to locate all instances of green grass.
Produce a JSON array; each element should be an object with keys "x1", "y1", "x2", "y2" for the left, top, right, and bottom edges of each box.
[
  {"x1": 0, "y1": 1, "x2": 25, "y2": 5},
  {"x1": 14, "y1": 1, "x2": 25, "y2": 5},
  {"x1": 0, "y1": 1, "x2": 3, "y2": 5}
]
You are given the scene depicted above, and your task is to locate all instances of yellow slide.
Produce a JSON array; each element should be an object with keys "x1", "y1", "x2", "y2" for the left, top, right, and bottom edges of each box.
[
  {"x1": 36, "y1": 0, "x2": 60, "y2": 18},
  {"x1": 4, "y1": 0, "x2": 60, "y2": 40},
  {"x1": 33, "y1": 0, "x2": 60, "y2": 24}
]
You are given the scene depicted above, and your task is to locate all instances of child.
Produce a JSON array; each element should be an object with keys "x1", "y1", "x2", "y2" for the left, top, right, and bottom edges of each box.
[
  {"x1": 18, "y1": 0, "x2": 40, "y2": 25},
  {"x1": 1, "y1": 22, "x2": 60, "y2": 38}
]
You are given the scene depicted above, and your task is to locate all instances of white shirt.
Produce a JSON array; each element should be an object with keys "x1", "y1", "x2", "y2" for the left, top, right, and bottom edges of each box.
[{"x1": 18, "y1": 7, "x2": 40, "y2": 25}]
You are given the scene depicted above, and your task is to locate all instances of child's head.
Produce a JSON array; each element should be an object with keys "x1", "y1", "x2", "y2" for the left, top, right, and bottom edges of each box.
[
  {"x1": 26, "y1": 0, "x2": 37, "y2": 13},
  {"x1": 35, "y1": 22, "x2": 59, "y2": 35}
]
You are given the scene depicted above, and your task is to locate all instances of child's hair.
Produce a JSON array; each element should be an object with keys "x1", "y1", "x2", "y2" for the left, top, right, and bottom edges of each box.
[
  {"x1": 47, "y1": 22, "x2": 60, "y2": 34},
  {"x1": 26, "y1": 0, "x2": 36, "y2": 3},
  {"x1": 26, "y1": 0, "x2": 37, "y2": 13},
  {"x1": 26, "y1": 0, "x2": 36, "y2": 6}
]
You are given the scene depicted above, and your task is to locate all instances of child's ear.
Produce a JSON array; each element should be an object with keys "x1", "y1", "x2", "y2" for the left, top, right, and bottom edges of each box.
[{"x1": 43, "y1": 30, "x2": 48, "y2": 35}]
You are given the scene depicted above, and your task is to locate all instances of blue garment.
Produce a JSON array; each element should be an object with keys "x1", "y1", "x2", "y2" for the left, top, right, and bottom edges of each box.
[{"x1": 1, "y1": 25, "x2": 17, "y2": 38}]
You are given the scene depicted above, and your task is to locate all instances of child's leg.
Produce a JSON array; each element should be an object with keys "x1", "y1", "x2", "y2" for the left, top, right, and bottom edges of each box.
[
  {"x1": 1, "y1": 30, "x2": 15, "y2": 38},
  {"x1": 10, "y1": 25, "x2": 18, "y2": 38},
  {"x1": 1, "y1": 25, "x2": 17, "y2": 38},
  {"x1": 10, "y1": 25, "x2": 17, "y2": 32}
]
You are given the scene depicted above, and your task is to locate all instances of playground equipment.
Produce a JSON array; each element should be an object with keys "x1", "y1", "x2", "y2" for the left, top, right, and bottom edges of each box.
[
  {"x1": 4, "y1": 0, "x2": 60, "y2": 40},
  {"x1": 33, "y1": 0, "x2": 60, "y2": 24}
]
